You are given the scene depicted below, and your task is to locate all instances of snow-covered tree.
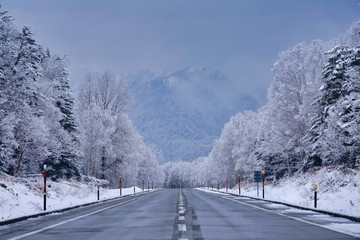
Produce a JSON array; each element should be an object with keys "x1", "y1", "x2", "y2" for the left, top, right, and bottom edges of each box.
[
  {"x1": 40, "y1": 52, "x2": 81, "y2": 179},
  {"x1": 0, "y1": 8, "x2": 81, "y2": 179},
  {"x1": 305, "y1": 45, "x2": 360, "y2": 170},
  {"x1": 77, "y1": 70, "x2": 163, "y2": 187},
  {"x1": 0, "y1": 9, "x2": 49, "y2": 176}
]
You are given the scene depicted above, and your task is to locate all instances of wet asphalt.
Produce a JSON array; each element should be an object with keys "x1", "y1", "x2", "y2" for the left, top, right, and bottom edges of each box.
[{"x1": 0, "y1": 188, "x2": 358, "y2": 240}]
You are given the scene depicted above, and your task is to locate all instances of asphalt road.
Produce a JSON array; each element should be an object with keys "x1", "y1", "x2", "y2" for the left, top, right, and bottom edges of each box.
[{"x1": 0, "y1": 189, "x2": 359, "y2": 240}]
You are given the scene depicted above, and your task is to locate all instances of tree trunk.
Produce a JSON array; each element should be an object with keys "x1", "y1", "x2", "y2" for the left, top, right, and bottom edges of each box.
[{"x1": 13, "y1": 149, "x2": 24, "y2": 177}]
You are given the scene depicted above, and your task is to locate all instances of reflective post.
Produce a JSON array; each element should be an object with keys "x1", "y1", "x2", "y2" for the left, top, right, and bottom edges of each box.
[
  {"x1": 120, "y1": 176, "x2": 122, "y2": 196},
  {"x1": 238, "y1": 174, "x2": 241, "y2": 195},
  {"x1": 262, "y1": 171, "x2": 265, "y2": 199},
  {"x1": 97, "y1": 186, "x2": 100, "y2": 200},
  {"x1": 43, "y1": 165, "x2": 47, "y2": 211},
  {"x1": 314, "y1": 185, "x2": 318, "y2": 208}
]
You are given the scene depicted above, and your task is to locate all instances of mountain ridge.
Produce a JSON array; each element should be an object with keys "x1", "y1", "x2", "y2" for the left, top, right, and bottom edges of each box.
[{"x1": 125, "y1": 67, "x2": 260, "y2": 162}]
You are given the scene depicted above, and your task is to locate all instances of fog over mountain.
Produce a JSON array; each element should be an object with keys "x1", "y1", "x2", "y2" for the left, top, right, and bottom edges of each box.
[{"x1": 125, "y1": 67, "x2": 260, "y2": 162}]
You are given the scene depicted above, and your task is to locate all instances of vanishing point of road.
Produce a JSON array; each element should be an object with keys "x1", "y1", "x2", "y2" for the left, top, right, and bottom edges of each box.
[{"x1": 1, "y1": 189, "x2": 359, "y2": 239}]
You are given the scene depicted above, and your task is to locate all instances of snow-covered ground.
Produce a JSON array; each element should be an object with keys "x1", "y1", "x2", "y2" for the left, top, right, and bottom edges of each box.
[
  {"x1": 213, "y1": 168, "x2": 360, "y2": 217},
  {"x1": 0, "y1": 172, "x2": 153, "y2": 222},
  {"x1": 1, "y1": 168, "x2": 359, "y2": 223}
]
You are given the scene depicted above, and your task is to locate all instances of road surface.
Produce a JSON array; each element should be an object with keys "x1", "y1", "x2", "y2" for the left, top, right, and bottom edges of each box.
[{"x1": 0, "y1": 189, "x2": 359, "y2": 239}]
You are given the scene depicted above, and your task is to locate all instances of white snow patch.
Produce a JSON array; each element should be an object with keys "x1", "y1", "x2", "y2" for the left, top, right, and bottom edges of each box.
[
  {"x1": 326, "y1": 223, "x2": 360, "y2": 237},
  {"x1": 222, "y1": 168, "x2": 360, "y2": 217},
  {"x1": 0, "y1": 173, "x2": 153, "y2": 222}
]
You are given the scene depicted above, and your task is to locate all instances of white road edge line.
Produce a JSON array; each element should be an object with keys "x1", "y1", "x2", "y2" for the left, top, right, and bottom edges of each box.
[
  {"x1": 217, "y1": 194, "x2": 360, "y2": 238},
  {"x1": 8, "y1": 198, "x2": 136, "y2": 240}
]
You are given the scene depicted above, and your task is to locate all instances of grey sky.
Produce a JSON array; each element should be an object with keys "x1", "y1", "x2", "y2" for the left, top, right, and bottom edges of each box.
[{"x1": 2, "y1": 0, "x2": 360, "y2": 104}]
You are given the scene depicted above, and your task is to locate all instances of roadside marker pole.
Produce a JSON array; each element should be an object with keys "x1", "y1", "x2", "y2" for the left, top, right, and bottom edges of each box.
[
  {"x1": 134, "y1": 185, "x2": 135, "y2": 194},
  {"x1": 238, "y1": 174, "x2": 241, "y2": 195},
  {"x1": 226, "y1": 177, "x2": 228, "y2": 193},
  {"x1": 152, "y1": 181, "x2": 154, "y2": 190},
  {"x1": 142, "y1": 179, "x2": 144, "y2": 192},
  {"x1": 217, "y1": 178, "x2": 219, "y2": 191},
  {"x1": 97, "y1": 186, "x2": 100, "y2": 200},
  {"x1": 314, "y1": 185, "x2": 318, "y2": 208},
  {"x1": 120, "y1": 176, "x2": 122, "y2": 196},
  {"x1": 43, "y1": 165, "x2": 47, "y2": 211},
  {"x1": 148, "y1": 181, "x2": 149, "y2": 191},
  {"x1": 262, "y1": 171, "x2": 265, "y2": 199}
]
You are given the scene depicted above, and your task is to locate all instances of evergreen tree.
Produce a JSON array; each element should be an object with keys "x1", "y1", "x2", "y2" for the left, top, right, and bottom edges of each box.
[
  {"x1": 0, "y1": 7, "x2": 81, "y2": 178},
  {"x1": 41, "y1": 53, "x2": 81, "y2": 180},
  {"x1": 0, "y1": 9, "x2": 49, "y2": 176},
  {"x1": 305, "y1": 46, "x2": 360, "y2": 170}
]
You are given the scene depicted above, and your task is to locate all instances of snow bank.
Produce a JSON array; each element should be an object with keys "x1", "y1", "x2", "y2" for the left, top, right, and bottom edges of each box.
[
  {"x1": 220, "y1": 168, "x2": 360, "y2": 217},
  {"x1": 0, "y1": 172, "x2": 150, "y2": 221}
]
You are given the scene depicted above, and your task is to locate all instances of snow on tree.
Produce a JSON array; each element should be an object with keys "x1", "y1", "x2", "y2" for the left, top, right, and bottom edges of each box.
[
  {"x1": 180, "y1": 20, "x2": 360, "y2": 183},
  {"x1": 77, "y1": 71, "x2": 163, "y2": 187},
  {"x1": 0, "y1": 7, "x2": 83, "y2": 178},
  {"x1": 305, "y1": 45, "x2": 360, "y2": 170},
  {"x1": 262, "y1": 40, "x2": 329, "y2": 177},
  {"x1": 0, "y1": 9, "x2": 50, "y2": 176},
  {"x1": 40, "y1": 52, "x2": 81, "y2": 180}
]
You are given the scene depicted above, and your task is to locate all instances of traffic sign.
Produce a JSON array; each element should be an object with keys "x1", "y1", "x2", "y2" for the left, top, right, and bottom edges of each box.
[{"x1": 254, "y1": 171, "x2": 262, "y2": 183}]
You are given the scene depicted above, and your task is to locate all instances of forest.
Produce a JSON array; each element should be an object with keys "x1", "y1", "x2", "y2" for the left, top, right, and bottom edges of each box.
[
  {"x1": 163, "y1": 21, "x2": 360, "y2": 188},
  {"x1": 1, "y1": 6, "x2": 359, "y2": 189},
  {"x1": 0, "y1": 8, "x2": 164, "y2": 187}
]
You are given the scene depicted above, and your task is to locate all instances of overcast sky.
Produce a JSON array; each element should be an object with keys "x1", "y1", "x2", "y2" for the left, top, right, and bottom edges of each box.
[{"x1": 2, "y1": 0, "x2": 360, "y2": 104}]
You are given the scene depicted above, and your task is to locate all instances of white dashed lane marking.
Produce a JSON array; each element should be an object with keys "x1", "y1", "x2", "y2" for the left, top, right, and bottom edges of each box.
[{"x1": 178, "y1": 224, "x2": 187, "y2": 231}]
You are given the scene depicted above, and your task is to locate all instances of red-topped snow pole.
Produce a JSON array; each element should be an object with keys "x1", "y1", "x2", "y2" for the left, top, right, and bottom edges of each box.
[
  {"x1": 314, "y1": 185, "x2": 318, "y2": 208},
  {"x1": 44, "y1": 165, "x2": 47, "y2": 211},
  {"x1": 98, "y1": 186, "x2": 100, "y2": 200},
  {"x1": 238, "y1": 174, "x2": 241, "y2": 195}
]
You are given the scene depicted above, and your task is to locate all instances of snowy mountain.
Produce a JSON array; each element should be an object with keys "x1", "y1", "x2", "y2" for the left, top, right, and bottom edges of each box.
[{"x1": 125, "y1": 67, "x2": 260, "y2": 162}]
